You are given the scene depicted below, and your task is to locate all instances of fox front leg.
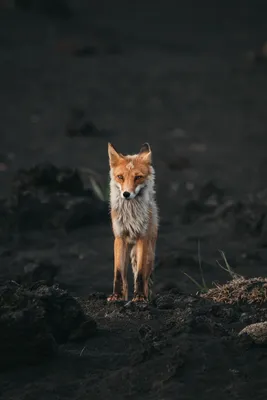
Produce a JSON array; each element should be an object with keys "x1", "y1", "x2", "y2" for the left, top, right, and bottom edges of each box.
[{"x1": 107, "y1": 237, "x2": 129, "y2": 302}]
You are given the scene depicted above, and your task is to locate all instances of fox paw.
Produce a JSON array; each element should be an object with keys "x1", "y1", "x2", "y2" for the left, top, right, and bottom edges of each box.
[
  {"x1": 132, "y1": 294, "x2": 148, "y2": 303},
  {"x1": 107, "y1": 293, "x2": 124, "y2": 302}
]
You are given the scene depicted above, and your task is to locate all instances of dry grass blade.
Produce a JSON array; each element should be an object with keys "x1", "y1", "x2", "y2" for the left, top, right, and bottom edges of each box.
[
  {"x1": 183, "y1": 240, "x2": 208, "y2": 293},
  {"x1": 79, "y1": 167, "x2": 109, "y2": 202},
  {"x1": 219, "y1": 250, "x2": 233, "y2": 275},
  {"x1": 216, "y1": 250, "x2": 242, "y2": 279},
  {"x1": 88, "y1": 175, "x2": 106, "y2": 202},
  {"x1": 182, "y1": 271, "x2": 207, "y2": 293},
  {"x1": 198, "y1": 240, "x2": 207, "y2": 289},
  {"x1": 80, "y1": 346, "x2": 87, "y2": 357}
]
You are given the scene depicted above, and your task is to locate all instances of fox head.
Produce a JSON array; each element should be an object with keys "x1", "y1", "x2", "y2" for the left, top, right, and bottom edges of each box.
[{"x1": 108, "y1": 142, "x2": 153, "y2": 200}]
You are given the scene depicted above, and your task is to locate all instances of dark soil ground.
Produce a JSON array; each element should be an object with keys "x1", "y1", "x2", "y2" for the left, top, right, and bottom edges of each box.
[{"x1": 1, "y1": 1, "x2": 267, "y2": 399}]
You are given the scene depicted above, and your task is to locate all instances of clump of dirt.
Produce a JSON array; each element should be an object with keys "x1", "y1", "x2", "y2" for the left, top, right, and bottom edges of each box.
[
  {"x1": 201, "y1": 277, "x2": 267, "y2": 305},
  {"x1": 12, "y1": 163, "x2": 86, "y2": 195},
  {"x1": 0, "y1": 163, "x2": 109, "y2": 237},
  {"x1": 0, "y1": 280, "x2": 97, "y2": 371},
  {"x1": 181, "y1": 184, "x2": 267, "y2": 239}
]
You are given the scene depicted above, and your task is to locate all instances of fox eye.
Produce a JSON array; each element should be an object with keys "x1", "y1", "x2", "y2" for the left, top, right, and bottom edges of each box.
[
  {"x1": 117, "y1": 175, "x2": 123, "y2": 180},
  {"x1": 135, "y1": 175, "x2": 143, "y2": 181}
]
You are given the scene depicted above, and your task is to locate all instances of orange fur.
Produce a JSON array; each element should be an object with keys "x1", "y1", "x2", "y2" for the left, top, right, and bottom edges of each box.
[{"x1": 107, "y1": 142, "x2": 158, "y2": 302}]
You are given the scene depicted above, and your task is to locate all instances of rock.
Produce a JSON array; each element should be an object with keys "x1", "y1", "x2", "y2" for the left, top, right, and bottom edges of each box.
[
  {"x1": 239, "y1": 322, "x2": 267, "y2": 345},
  {"x1": 0, "y1": 281, "x2": 97, "y2": 370}
]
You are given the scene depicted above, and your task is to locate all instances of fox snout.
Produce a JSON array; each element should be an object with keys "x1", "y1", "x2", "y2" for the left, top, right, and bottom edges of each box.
[
  {"x1": 121, "y1": 183, "x2": 145, "y2": 200},
  {"x1": 120, "y1": 188, "x2": 136, "y2": 200},
  {"x1": 122, "y1": 191, "x2": 131, "y2": 199}
]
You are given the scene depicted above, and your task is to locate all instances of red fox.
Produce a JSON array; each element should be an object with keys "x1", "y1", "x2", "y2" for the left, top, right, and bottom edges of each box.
[{"x1": 107, "y1": 142, "x2": 159, "y2": 302}]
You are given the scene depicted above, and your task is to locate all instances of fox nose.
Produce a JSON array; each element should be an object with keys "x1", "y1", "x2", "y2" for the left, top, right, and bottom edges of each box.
[{"x1": 123, "y1": 191, "x2": 130, "y2": 199}]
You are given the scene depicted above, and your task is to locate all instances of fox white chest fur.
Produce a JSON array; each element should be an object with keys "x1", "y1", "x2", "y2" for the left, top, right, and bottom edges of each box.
[{"x1": 109, "y1": 167, "x2": 157, "y2": 241}]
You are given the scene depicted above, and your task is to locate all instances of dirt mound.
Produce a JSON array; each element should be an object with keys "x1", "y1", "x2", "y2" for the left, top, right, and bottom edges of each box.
[
  {"x1": 0, "y1": 281, "x2": 96, "y2": 371},
  {"x1": 181, "y1": 184, "x2": 267, "y2": 239},
  {"x1": 0, "y1": 163, "x2": 109, "y2": 238},
  {"x1": 201, "y1": 277, "x2": 267, "y2": 305}
]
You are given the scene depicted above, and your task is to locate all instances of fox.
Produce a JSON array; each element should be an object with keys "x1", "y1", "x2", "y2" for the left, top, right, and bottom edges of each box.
[{"x1": 107, "y1": 142, "x2": 159, "y2": 303}]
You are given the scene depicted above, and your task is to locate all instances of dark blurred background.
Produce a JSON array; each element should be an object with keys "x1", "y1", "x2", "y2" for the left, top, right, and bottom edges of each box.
[{"x1": 1, "y1": 0, "x2": 267, "y2": 296}]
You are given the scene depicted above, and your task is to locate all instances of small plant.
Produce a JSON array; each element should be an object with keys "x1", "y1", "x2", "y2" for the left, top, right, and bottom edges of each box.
[
  {"x1": 182, "y1": 240, "x2": 209, "y2": 293},
  {"x1": 183, "y1": 271, "x2": 208, "y2": 293},
  {"x1": 183, "y1": 245, "x2": 241, "y2": 293}
]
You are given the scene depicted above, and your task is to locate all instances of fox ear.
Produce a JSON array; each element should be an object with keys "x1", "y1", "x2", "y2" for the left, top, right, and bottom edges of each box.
[
  {"x1": 139, "y1": 142, "x2": 152, "y2": 164},
  {"x1": 108, "y1": 142, "x2": 122, "y2": 167}
]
